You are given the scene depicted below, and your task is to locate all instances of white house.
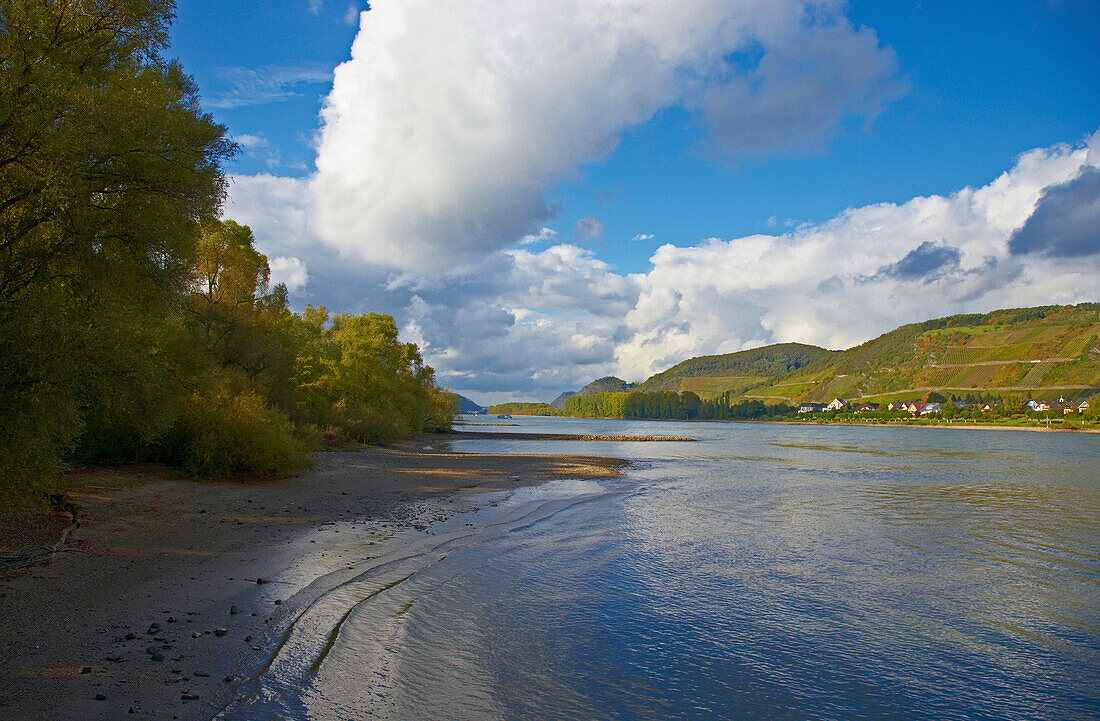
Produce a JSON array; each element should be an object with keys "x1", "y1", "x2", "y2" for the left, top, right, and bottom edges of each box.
[
  {"x1": 826, "y1": 398, "x2": 847, "y2": 411},
  {"x1": 920, "y1": 402, "x2": 942, "y2": 415}
]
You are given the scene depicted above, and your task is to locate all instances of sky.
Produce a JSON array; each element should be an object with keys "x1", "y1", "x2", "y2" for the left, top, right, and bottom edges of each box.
[{"x1": 169, "y1": 0, "x2": 1100, "y2": 404}]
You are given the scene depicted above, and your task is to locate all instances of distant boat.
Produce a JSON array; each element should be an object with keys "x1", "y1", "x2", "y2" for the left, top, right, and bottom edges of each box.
[{"x1": 497, "y1": 414, "x2": 512, "y2": 419}]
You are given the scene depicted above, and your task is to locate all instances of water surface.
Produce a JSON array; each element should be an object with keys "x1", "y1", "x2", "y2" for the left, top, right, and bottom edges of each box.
[{"x1": 223, "y1": 418, "x2": 1100, "y2": 720}]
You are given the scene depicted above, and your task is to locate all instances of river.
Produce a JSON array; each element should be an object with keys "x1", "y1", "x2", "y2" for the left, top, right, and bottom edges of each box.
[{"x1": 221, "y1": 417, "x2": 1100, "y2": 720}]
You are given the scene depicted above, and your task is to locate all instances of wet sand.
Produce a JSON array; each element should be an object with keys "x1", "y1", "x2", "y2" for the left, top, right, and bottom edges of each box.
[{"x1": 0, "y1": 437, "x2": 626, "y2": 720}]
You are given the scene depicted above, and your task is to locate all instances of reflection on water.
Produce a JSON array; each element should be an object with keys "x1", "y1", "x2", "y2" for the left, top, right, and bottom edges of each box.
[{"x1": 222, "y1": 419, "x2": 1100, "y2": 720}]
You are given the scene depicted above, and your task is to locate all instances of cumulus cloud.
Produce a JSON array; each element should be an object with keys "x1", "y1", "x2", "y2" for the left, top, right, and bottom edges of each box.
[
  {"x1": 696, "y1": 21, "x2": 906, "y2": 156},
  {"x1": 229, "y1": 132, "x2": 1100, "y2": 399},
  {"x1": 306, "y1": 0, "x2": 905, "y2": 272},
  {"x1": 632, "y1": 233, "x2": 655, "y2": 242},
  {"x1": 879, "y1": 240, "x2": 961, "y2": 279},
  {"x1": 1007, "y1": 166, "x2": 1100, "y2": 257},
  {"x1": 518, "y1": 227, "x2": 558, "y2": 246},
  {"x1": 611, "y1": 139, "x2": 1095, "y2": 378}
]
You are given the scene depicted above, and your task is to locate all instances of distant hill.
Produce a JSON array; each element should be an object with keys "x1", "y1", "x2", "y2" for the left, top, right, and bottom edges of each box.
[
  {"x1": 453, "y1": 394, "x2": 484, "y2": 413},
  {"x1": 483, "y1": 402, "x2": 561, "y2": 416},
  {"x1": 551, "y1": 376, "x2": 638, "y2": 408},
  {"x1": 738, "y1": 304, "x2": 1100, "y2": 405},
  {"x1": 637, "y1": 343, "x2": 834, "y2": 395}
]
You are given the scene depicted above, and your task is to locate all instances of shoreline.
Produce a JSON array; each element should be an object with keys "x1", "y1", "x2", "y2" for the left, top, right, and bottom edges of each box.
[
  {"x1": 479, "y1": 414, "x2": 1098, "y2": 434},
  {"x1": 0, "y1": 437, "x2": 626, "y2": 721}
]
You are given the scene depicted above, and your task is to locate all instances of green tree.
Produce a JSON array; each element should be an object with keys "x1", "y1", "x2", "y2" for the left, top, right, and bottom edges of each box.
[{"x1": 0, "y1": 0, "x2": 231, "y2": 504}]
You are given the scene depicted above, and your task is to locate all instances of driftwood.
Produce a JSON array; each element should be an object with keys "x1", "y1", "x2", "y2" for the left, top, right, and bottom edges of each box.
[{"x1": 0, "y1": 498, "x2": 81, "y2": 572}]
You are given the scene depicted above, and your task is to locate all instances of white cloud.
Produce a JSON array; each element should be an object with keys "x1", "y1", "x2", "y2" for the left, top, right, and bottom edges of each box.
[
  {"x1": 207, "y1": 66, "x2": 333, "y2": 109},
  {"x1": 233, "y1": 134, "x2": 269, "y2": 150},
  {"x1": 518, "y1": 227, "x2": 558, "y2": 246},
  {"x1": 613, "y1": 139, "x2": 1094, "y2": 378},
  {"x1": 306, "y1": 0, "x2": 904, "y2": 272},
  {"x1": 632, "y1": 233, "x2": 655, "y2": 242},
  {"x1": 309, "y1": 0, "x2": 323, "y2": 15},
  {"x1": 227, "y1": 133, "x2": 1100, "y2": 400},
  {"x1": 344, "y1": 3, "x2": 360, "y2": 26},
  {"x1": 269, "y1": 256, "x2": 310, "y2": 292}
]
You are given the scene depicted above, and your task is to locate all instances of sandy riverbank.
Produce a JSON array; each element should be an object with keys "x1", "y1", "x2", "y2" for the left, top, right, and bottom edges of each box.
[{"x1": 0, "y1": 437, "x2": 626, "y2": 721}]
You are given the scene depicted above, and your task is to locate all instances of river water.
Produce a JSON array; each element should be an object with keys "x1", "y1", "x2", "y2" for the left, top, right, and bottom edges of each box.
[{"x1": 221, "y1": 417, "x2": 1100, "y2": 720}]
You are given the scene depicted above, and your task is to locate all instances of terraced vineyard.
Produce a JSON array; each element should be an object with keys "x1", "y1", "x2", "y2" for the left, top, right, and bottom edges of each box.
[{"x1": 736, "y1": 304, "x2": 1100, "y2": 405}]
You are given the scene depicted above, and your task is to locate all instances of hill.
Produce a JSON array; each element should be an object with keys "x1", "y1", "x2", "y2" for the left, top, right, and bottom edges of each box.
[
  {"x1": 738, "y1": 304, "x2": 1100, "y2": 405},
  {"x1": 637, "y1": 343, "x2": 834, "y2": 395},
  {"x1": 550, "y1": 376, "x2": 638, "y2": 409},
  {"x1": 483, "y1": 402, "x2": 561, "y2": 416},
  {"x1": 453, "y1": 394, "x2": 484, "y2": 413}
]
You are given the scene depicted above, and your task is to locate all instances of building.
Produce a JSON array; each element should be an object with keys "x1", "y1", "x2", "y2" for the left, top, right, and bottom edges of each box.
[
  {"x1": 798, "y1": 402, "x2": 825, "y2": 414},
  {"x1": 1078, "y1": 399, "x2": 1091, "y2": 414},
  {"x1": 920, "y1": 402, "x2": 942, "y2": 415},
  {"x1": 825, "y1": 398, "x2": 848, "y2": 411},
  {"x1": 853, "y1": 403, "x2": 880, "y2": 413}
]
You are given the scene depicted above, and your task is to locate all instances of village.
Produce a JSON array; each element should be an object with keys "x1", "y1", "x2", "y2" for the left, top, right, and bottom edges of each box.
[{"x1": 797, "y1": 395, "x2": 1093, "y2": 418}]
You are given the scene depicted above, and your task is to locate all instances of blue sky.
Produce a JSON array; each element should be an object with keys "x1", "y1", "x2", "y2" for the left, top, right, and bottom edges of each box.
[{"x1": 169, "y1": 1, "x2": 1099, "y2": 402}]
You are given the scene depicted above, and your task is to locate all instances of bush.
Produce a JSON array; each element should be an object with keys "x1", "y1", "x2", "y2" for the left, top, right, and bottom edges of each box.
[{"x1": 173, "y1": 379, "x2": 314, "y2": 477}]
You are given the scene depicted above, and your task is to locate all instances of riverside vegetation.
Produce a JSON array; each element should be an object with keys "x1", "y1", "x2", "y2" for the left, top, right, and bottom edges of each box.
[{"x1": 0, "y1": 1, "x2": 454, "y2": 508}]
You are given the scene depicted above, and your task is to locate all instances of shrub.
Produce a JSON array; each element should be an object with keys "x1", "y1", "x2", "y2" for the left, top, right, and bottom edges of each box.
[{"x1": 173, "y1": 379, "x2": 313, "y2": 477}]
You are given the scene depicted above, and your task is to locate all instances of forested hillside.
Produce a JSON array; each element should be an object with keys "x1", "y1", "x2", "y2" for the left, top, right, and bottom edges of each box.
[
  {"x1": 483, "y1": 402, "x2": 561, "y2": 416},
  {"x1": 740, "y1": 304, "x2": 1100, "y2": 405},
  {"x1": 637, "y1": 343, "x2": 832, "y2": 394},
  {"x1": 0, "y1": 2, "x2": 454, "y2": 507}
]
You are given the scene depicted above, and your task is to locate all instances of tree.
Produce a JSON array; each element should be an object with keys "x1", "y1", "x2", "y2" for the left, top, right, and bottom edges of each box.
[{"x1": 0, "y1": 0, "x2": 232, "y2": 504}]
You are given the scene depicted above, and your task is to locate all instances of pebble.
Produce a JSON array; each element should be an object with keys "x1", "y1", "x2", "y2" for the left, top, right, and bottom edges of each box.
[
  {"x1": 223, "y1": 674, "x2": 236, "y2": 683},
  {"x1": 150, "y1": 653, "x2": 165, "y2": 662},
  {"x1": 194, "y1": 671, "x2": 209, "y2": 678},
  {"x1": 274, "y1": 599, "x2": 282, "y2": 605},
  {"x1": 214, "y1": 628, "x2": 228, "y2": 637},
  {"x1": 255, "y1": 578, "x2": 267, "y2": 585},
  {"x1": 167, "y1": 617, "x2": 177, "y2": 623},
  {"x1": 125, "y1": 632, "x2": 138, "y2": 640},
  {"x1": 79, "y1": 666, "x2": 92, "y2": 674},
  {"x1": 107, "y1": 656, "x2": 124, "y2": 663},
  {"x1": 181, "y1": 692, "x2": 200, "y2": 701},
  {"x1": 230, "y1": 605, "x2": 240, "y2": 615},
  {"x1": 192, "y1": 632, "x2": 202, "y2": 638},
  {"x1": 95, "y1": 693, "x2": 107, "y2": 701}
]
